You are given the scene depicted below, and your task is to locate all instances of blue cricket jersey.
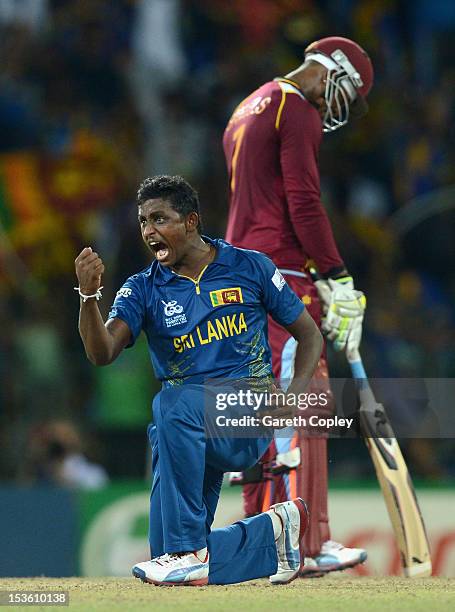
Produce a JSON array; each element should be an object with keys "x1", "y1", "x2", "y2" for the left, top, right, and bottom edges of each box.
[{"x1": 108, "y1": 237, "x2": 304, "y2": 386}]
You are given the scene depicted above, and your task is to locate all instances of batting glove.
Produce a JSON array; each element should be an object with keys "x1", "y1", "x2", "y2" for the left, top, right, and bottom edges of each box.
[{"x1": 315, "y1": 276, "x2": 366, "y2": 353}]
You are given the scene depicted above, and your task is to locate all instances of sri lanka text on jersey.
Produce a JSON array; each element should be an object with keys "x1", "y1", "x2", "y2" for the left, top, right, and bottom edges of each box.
[{"x1": 173, "y1": 312, "x2": 247, "y2": 353}]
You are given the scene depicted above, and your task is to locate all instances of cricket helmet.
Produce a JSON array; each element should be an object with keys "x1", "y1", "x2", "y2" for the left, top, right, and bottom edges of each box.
[{"x1": 305, "y1": 36, "x2": 374, "y2": 132}]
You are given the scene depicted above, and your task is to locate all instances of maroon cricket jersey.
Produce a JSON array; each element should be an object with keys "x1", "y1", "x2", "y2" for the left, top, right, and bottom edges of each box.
[{"x1": 223, "y1": 78, "x2": 344, "y2": 274}]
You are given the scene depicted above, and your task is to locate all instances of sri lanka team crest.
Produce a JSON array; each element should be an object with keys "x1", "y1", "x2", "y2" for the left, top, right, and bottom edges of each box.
[{"x1": 210, "y1": 287, "x2": 243, "y2": 307}]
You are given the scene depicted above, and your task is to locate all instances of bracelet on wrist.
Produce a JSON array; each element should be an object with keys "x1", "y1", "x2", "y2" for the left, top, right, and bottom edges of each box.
[{"x1": 74, "y1": 286, "x2": 103, "y2": 302}]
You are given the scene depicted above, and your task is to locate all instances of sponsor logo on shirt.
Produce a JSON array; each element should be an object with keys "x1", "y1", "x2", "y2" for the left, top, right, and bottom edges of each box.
[
  {"x1": 272, "y1": 269, "x2": 286, "y2": 291},
  {"x1": 162, "y1": 300, "x2": 187, "y2": 328},
  {"x1": 210, "y1": 287, "x2": 243, "y2": 307},
  {"x1": 116, "y1": 287, "x2": 132, "y2": 298}
]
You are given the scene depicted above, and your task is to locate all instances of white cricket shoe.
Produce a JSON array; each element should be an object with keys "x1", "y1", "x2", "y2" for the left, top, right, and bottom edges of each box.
[
  {"x1": 298, "y1": 556, "x2": 326, "y2": 578},
  {"x1": 269, "y1": 497, "x2": 309, "y2": 585},
  {"x1": 132, "y1": 549, "x2": 209, "y2": 586},
  {"x1": 300, "y1": 540, "x2": 367, "y2": 577}
]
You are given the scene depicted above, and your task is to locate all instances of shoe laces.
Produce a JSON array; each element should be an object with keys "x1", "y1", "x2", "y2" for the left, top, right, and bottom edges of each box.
[
  {"x1": 155, "y1": 552, "x2": 185, "y2": 566},
  {"x1": 155, "y1": 550, "x2": 206, "y2": 566}
]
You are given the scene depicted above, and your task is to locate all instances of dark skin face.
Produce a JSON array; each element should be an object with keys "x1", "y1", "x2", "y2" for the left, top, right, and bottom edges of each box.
[
  {"x1": 294, "y1": 61, "x2": 368, "y2": 127},
  {"x1": 138, "y1": 198, "x2": 212, "y2": 277},
  {"x1": 286, "y1": 61, "x2": 349, "y2": 121}
]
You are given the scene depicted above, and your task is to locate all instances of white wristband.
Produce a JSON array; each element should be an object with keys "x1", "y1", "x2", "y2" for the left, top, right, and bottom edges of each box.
[{"x1": 74, "y1": 286, "x2": 103, "y2": 302}]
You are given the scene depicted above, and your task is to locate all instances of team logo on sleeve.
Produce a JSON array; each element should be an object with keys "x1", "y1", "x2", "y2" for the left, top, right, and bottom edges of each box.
[
  {"x1": 116, "y1": 287, "x2": 132, "y2": 298},
  {"x1": 162, "y1": 300, "x2": 187, "y2": 327},
  {"x1": 210, "y1": 287, "x2": 243, "y2": 307},
  {"x1": 272, "y1": 269, "x2": 286, "y2": 291}
]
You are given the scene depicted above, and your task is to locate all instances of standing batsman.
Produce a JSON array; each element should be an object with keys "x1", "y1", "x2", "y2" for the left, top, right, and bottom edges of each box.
[{"x1": 223, "y1": 36, "x2": 373, "y2": 576}]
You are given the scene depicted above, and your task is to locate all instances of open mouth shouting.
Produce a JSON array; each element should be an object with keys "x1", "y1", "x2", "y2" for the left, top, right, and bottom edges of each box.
[{"x1": 149, "y1": 240, "x2": 170, "y2": 262}]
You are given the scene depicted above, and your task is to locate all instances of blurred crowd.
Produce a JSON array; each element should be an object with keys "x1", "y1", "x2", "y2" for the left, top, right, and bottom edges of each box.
[{"x1": 0, "y1": 0, "x2": 454, "y2": 484}]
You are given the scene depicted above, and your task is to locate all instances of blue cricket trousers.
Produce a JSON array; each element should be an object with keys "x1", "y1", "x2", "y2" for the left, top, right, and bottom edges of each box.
[{"x1": 147, "y1": 385, "x2": 278, "y2": 584}]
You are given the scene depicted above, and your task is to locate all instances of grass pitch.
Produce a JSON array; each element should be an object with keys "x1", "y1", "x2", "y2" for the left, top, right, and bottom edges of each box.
[{"x1": 1, "y1": 577, "x2": 454, "y2": 611}]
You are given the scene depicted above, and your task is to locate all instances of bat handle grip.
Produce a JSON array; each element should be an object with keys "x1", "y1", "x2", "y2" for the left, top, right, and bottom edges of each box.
[
  {"x1": 346, "y1": 348, "x2": 367, "y2": 381},
  {"x1": 346, "y1": 348, "x2": 361, "y2": 363}
]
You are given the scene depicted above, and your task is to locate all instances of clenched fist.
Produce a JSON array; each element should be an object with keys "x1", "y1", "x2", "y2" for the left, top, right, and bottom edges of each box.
[{"x1": 75, "y1": 247, "x2": 105, "y2": 295}]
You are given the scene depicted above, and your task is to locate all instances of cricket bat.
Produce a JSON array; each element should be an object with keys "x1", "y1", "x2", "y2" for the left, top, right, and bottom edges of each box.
[{"x1": 347, "y1": 348, "x2": 432, "y2": 578}]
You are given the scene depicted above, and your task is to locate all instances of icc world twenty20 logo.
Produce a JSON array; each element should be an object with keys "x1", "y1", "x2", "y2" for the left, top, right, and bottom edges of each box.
[
  {"x1": 162, "y1": 300, "x2": 187, "y2": 328},
  {"x1": 161, "y1": 300, "x2": 184, "y2": 317}
]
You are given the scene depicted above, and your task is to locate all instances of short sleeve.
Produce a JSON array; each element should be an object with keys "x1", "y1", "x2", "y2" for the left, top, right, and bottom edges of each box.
[
  {"x1": 253, "y1": 252, "x2": 305, "y2": 326},
  {"x1": 107, "y1": 275, "x2": 145, "y2": 347}
]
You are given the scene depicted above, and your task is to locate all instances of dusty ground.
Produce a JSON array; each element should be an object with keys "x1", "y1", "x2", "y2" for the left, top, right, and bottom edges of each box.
[{"x1": 1, "y1": 576, "x2": 454, "y2": 611}]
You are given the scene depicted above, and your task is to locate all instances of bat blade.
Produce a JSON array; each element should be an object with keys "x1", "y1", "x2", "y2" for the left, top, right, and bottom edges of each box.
[{"x1": 359, "y1": 386, "x2": 432, "y2": 578}]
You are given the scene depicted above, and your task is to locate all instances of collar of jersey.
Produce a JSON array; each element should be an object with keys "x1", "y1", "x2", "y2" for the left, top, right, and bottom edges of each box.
[
  {"x1": 153, "y1": 236, "x2": 233, "y2": 285},
  {"x1": 274, "y1": 77, "x2": 302, "y2": 91}
]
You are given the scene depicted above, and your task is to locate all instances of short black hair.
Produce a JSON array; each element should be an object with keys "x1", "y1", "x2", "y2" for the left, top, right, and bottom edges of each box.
[{"x1": 137, "y1": 175, "x2": 202, "y2": 233}]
